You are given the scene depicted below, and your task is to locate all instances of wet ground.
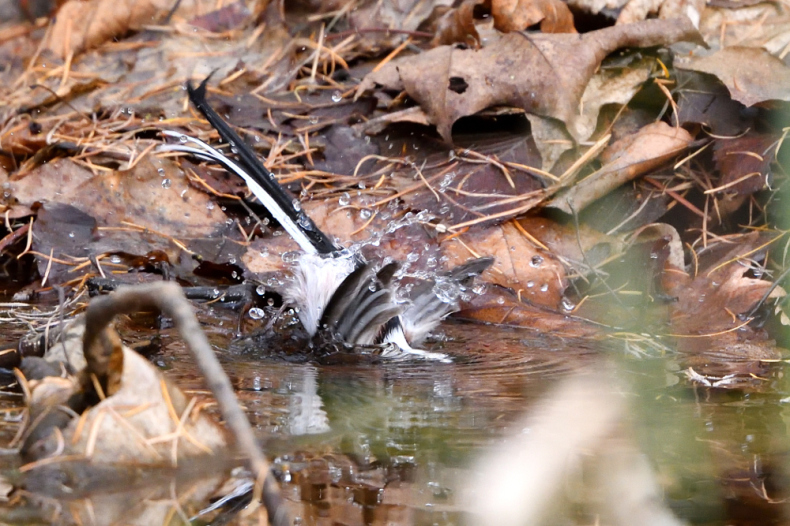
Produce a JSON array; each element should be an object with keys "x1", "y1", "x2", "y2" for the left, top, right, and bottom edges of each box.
[{"x1": 0, "y1": 304, "x2": 788, "y2": 525}]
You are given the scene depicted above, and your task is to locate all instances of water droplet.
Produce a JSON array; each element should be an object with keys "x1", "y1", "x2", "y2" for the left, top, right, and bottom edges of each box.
[
  {"x1": 68, "y1": 232, "x2": 75, "y2": 238},
  {"x1": 282, "y1": 251, "x2": 299, "y2": 263},
  {"x1": 540, "y1": 283, "x2": 548, "y2": 292},
  {"x1": 561, "y1": 297, "x2": 575, "y2": 312},
  {"x1": 407, "y1": 252, "x2": 420, "y2": 263},
  {"x1": 473, "y1": 283, "x2": 486, "y2": 295},
  {"x1": 297, "y1": 213, "x2": 312, "y2": 230},
  {"x1": 178, "y1": 135, "x2": 187, "y2": 144},
  {"x1": 109, "y1": 255, "x2": 122, "y2": 264},
  {"x1": 331, "y1": 90, "x2": 342, "y2": 102},
  {"x1": 161, "y1": 178, "x2": 172, "y2": 189},
  {"x1": 157, "y1": 167, "x2": 166, "y2": 176},
  {"x1": 426, "y1": 257, "x2": 437, "y2": 268},
  {"x1": 526, "y1": 280, "x2": 534, "y2": 288},
  {"x1": 530, "y1": 255, "x2": 544, "y2": 268},
  {"x1": 433, "y1": 278, "x2": 461, "y2": 304},
  {"x1": 359, "y1": 208, "x2": 372, "y2": 220},
  {"x1": 496, "y1": 296, "x2": 505, "y2": 305},
  {"x1": 292, "y1": 199, "x2": 301, "y2": 212},
  {"x1": 248, "y1": 307, "x2": 265, "y2": 320},
  {"x1": 358, "y1": 181, "x2": 366, "y2": 189},
  {"x1": 339, "y1": 192, "x2": 351, "y2": 206},
  {"x1": 649, "y1": 251, "x2": 659, "y2": 259},
  {"x1": 256, "y1": 285, "x2": 266, "y2": 296},
  {"x1": 309, "y1": 116, "x2": 319, "y2": 124}
]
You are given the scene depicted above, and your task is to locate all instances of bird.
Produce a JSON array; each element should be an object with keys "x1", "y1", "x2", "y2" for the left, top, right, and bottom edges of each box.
[{"x1": 159, "y1": 77, "x2": 493, "y2": 361}]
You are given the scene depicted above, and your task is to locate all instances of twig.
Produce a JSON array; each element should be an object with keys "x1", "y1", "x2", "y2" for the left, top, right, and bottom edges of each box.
[{"x1": 81, "y1": 282, "x2": 289, "y2": 526}]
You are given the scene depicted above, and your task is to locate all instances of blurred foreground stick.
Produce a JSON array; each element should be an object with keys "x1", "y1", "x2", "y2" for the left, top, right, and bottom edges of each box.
[{"x1": 83, "y1": 282, "x2": 289, "y2": 526}]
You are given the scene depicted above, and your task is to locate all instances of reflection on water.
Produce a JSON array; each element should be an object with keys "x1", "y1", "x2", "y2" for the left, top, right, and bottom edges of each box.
[{"x1": 1, "y1": 316, "x2": 790, "y2": 525}]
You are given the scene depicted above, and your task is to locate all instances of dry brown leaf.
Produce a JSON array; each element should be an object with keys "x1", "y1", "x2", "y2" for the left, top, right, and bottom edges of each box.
[
  {"x1": 492, "y1": 0, "x2": 577, "y2": 33},
  {"x1": 48, "y1": 0, "x2": 185, "y2": 57},
  {"x1": 457, "y1": 288, "x2": 603, "y2": 335},
  {"x1": 675, "y1": 47, "x2": 790, "y2": 107},
  {"x1": 22, "y1": 318, "x2": 227, "y2": 464},
  {"x1": 663, "y1": 232, "x2": 783, "y2": 364},
  {"x1": 617, "y1": 0, "x2": 704, "y2": 25},
  {"x1": 712, "y1": 134, "x2": 776, "y2": 196},
  {"x1": 699, "y1": 3, "x2": 790, "y2": 52},
  {"x1": 6, "y1": 157, "x2": 226, "y2": 235},
  {"x1": 547, "y1": 122, "x2": 693, "y2": 214},
  {"x1": 442, "y1": 221, "x2": 567, "y2": 308},
  {"x1": 432, "y1": 0, "x2": 486, "y2": 48},
  {"x1": 357, "y1": 18, "x2": 703, "y2": 143}
]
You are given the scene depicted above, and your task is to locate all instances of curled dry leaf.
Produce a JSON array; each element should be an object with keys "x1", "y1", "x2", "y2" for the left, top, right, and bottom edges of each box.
[
  {"x1": 357, "y1": 18, "x2": 703, "y2": 143},
  {"x1": 20, "y1": 321, "x2": 227, "y2": 466},
  {"x1": 662, "y1": 232, "x2": 783, "y2": 366},
  {"x1": 492, "y1": 0, "x2": 577, "y2": 33},
  {"x1": 675, "y1": 47, "x2": 790, "y2": 107},
  {"x1": 547, "y1": 122, "x2": 693, "y2": 214},
  {"x1": 432, "y1": 0, "x2": 485, "y2": 48}
]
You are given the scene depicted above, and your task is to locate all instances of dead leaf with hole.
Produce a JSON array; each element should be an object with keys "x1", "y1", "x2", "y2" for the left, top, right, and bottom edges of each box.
[
  {"x1": 547, "y1": 122, "x2": 693, "y2": 214},
  {"x1": 675, "y1": 47, "x2": 790, "y2": 107},
  {"x1": 357, "y1": 18, "x2": 703, "y2": 143}
]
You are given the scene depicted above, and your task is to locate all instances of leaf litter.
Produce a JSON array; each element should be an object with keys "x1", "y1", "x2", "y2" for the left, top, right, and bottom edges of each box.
[{"x1": 0, "y1": 0, "x2": 789, "y2": 522}]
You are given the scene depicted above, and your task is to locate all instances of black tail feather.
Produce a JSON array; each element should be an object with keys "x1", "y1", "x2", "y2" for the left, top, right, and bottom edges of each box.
[{"x1": 186, "y1": 78, "x2": 338, "y2": 255}]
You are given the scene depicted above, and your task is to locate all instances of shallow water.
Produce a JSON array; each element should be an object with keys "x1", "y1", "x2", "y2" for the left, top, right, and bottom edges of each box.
[{"x1": 1, "y1": 309, "x2": 789, "y2": 525}]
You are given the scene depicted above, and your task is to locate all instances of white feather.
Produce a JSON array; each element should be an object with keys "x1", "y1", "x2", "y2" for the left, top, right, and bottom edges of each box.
[{"x1": 283, "y1": 252, "x2": 356, "y2": 336}]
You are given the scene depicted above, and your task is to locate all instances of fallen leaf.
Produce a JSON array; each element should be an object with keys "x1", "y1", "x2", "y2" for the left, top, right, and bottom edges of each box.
[
  {"x1": 8, "y1": 157, "x2": 227, "y2": 234},
  {"x1": 492, "y1": 0, "x2": 577, "y2": 33},
  {"x1": 699, "y1": 3, "x2": 790, "y2": 52},
  {"x1": 442, "y1": 221, "x2": 568, "y2": 308},
  {"x1": 20, "y1": 317, "x2": 227, "y2": 465},
  {"x1": 675, "y1": 47, "x2": 790, "y2": 107},
  {"x1": 547, "y1": 122, "x2": 693, "y2": 213},
  {"x1": 712, "y1": 134, "x2": 776, "y2": 195},
  {"x1": 616, "y1": 0, "x2": 704, "y2": 25},
  {"x1": 674, "y1": 70, "x2": 753, "y2": 136},
  {"x1": 662, "y1": 232, "x2": 783, "y2": 366},
  {"x1": 357, "y1": 18, "x2": 703, "y2": 142},
  {"x1": 46, "y1": 0, "x2": 226, "y2": 58},
  {"x1": 456, "y1": 287, "x2": 602, "y2": 336},
  {"x1": 431, "y1": 0, "x2": 486, "y2": 48}
]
